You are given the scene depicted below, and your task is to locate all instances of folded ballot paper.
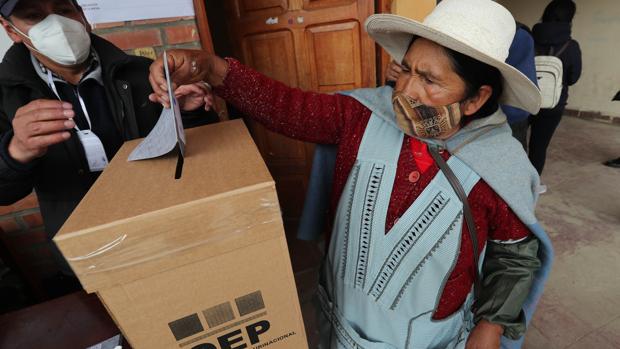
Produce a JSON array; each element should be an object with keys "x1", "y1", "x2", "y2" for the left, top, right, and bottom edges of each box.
[
  {"x1": 128, "y1": 51, "x2": 186, "y2": 178},
  {"x1": 86, "y1": 334, "x2": 122, "y2": 349}
]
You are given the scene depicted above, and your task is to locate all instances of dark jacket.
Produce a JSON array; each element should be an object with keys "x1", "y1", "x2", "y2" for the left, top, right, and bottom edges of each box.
[
  {"x1": 0, "y1": 35, "x2": 216, "y2": 237},
  {"x1": 502, "y1": 27, "x2": 537, "y2": 124},
  {"x1": 532, "y1": 22, "x2": 582, "y2": 105}
]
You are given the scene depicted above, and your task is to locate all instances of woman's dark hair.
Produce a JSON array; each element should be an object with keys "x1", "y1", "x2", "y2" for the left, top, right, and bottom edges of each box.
[
  {"x1": 542, "y1": 0, "x2": 576, "y2": 23},
  {"x1": 445, "y1": 47, "x2": 503, "y2": 119},
  {"x1": 407, "y1": 36, "x2": 503, "y2": 120}
]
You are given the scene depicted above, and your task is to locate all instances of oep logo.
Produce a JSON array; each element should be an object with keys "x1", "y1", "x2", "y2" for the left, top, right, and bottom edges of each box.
[
  {"x1": 191, "y1": 320, "x2": 270, "y2": 349},
  {"x1": 168, "y1": 291, "x2": 281, "y2": 349}
]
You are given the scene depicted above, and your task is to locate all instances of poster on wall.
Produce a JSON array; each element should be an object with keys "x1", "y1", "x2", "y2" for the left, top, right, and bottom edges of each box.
[{"x1": 77, "y1": 0, "x2": 195, "y2": 24}]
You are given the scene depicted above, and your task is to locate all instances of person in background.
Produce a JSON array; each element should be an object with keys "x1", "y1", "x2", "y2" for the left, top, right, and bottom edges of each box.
[
  {"x1": 149, "y1": 1, "x2": 553, "y2": 348},
  {"x1": 528, "y1": 0, "x2": 582, "y2": 179},
  {"x1": 0, "y1": 0, "x2": 217, "y2": 297},
  {"x1": 603, "y1": 157, "x2": 620, "y2": 168},
  {"x1": 603, "y1": 90, "x2": 620, "y2": 168},
  {"x1": 503, "y1": 23, "x2": 537, "y2": 149}
]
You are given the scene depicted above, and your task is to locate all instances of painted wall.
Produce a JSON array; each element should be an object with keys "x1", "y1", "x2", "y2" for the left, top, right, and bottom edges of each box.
[{"x1": 497, "y1": 0, "x2": 620, "y2": 118}]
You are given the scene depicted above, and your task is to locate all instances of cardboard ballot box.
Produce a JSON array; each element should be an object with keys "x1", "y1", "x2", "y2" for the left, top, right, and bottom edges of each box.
[{"x1": 54, "y1": 120, "x2": 308, "y2": 349}]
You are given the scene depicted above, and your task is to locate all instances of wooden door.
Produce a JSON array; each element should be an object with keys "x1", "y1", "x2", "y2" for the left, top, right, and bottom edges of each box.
[
  {"x1": 376, "y1": 0, "x2": 437, "y2": 83},
  {"x1": 222, "y1": 0, "x2": 376, "y2": 234}
]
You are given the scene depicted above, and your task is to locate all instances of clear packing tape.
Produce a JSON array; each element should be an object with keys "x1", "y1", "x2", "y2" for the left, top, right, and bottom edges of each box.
[{"x1": 59, "y1": 191, "x2": 283, "y2": 290}]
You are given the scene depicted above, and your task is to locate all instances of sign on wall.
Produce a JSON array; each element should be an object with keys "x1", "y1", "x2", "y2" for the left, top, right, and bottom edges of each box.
[{"x1": 77, "y1": 0, "x2": 195, "y2": 24}]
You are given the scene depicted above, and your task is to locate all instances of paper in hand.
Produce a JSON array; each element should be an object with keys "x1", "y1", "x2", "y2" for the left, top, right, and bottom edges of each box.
[{"x1": 128, "y1": 51, "x2": 186, "y2": 161}]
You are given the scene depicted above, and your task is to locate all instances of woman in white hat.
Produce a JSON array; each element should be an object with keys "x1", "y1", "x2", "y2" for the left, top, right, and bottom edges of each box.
[{"x1": 149, "y1": 0, "x2": 552, "y2": 348}]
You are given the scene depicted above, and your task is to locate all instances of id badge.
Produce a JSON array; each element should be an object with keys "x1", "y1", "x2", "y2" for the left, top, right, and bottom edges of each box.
[{"x1": 76, "y1": 130, "x2": 109, "y2": 172}]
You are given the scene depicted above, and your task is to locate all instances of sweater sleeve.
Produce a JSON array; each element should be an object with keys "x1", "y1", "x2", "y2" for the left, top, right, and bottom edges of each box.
[
  {"x1": 0, "y1": 129, "x2": 36, "y2": 205},
  {"x1": 475, "y1": 236, "x2": 541, "y2": 339},
  {"x1": 213, "y1": 58, "x2": 369, "y2": 145},
  {"x1": 473, "y1": 189, "x2": 542, "y2": 339}
]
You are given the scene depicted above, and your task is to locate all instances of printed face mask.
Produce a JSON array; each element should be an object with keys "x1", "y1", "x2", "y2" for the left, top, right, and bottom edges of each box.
[
  {"x1": 11, "y1": 14, "x2": 91, "y2": 66},
  {"x1": 392, "y1": 92, "x2": 463, "y2": 139}
]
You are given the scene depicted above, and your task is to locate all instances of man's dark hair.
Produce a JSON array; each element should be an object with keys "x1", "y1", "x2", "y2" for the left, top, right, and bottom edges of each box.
[
  {"x1": 542, "y1": 0, "x2": 576, "y2": 23},
  {"x1": 11, "y1": 0, "x2": 80, "y2": 20}
]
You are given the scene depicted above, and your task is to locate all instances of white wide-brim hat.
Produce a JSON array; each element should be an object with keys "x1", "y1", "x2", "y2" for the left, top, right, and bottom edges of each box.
[{"x1": 366, "y1": 0, "x2": 541, "y2": 114}]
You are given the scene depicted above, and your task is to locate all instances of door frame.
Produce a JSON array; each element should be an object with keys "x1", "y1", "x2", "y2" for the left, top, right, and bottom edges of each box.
[{"x1": 192, "y1": 0, "x2": 229, "y2": 120}]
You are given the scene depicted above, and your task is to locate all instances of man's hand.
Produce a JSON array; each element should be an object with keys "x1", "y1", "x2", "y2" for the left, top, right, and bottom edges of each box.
[
  {"x1": 8, "y1": 100, "x2": 75, "y2": 164},
  {"x1": 150, "y1": 83, "x2": 215, "y2": 112},
  {"x1": 149, "y1": 49, "x2": 228, "y2": 108},
  {"x1": 386, "y1": 60, "x2": 404, "y2": 83},
  {"x1": 465, "y1": 320, "x2": 503, "y2": 349}
]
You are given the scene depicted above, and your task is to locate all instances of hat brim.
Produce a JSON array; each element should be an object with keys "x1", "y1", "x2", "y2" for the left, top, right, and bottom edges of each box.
[{"x1": 366, "y1": 14, "x2": 541, "y2": 114}]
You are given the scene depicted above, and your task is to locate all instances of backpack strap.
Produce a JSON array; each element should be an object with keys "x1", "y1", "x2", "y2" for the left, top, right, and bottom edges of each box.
[
  {"x1": 554, "y1": 40, "x2": 571, "y2": 57},
  {"x1": 537, "y1": 41, "x2": 571, "y2": 57}
]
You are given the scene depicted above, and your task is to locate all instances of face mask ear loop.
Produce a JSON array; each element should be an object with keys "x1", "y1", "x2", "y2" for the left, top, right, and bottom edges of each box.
[
  {"x1": 7, "y1": 21, "x2": 44, "y2": 56},
  {"x1": 7, "y1": 20, "x2": 28, "y2": 38},
  {"x1": 455, "y1": 97, "x2": 470, "y2": 119}
]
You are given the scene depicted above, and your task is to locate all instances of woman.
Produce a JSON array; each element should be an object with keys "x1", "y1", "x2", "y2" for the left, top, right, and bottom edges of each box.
[
  {"x1": 529, "y1": 0, "x2": 582, "y2": 176},
  {"x1": 150, "y1": 0, "x2": 552, "y2": 348}
]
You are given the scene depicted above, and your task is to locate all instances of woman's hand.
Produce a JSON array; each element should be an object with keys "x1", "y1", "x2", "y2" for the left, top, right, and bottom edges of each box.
[
  {"x1": 386, "y1": 60, "x2": 404, "y2": 82},
  {"x1": 465, "y1": 320, "x2": 503, "y2": 349},
  {"x1": 149, "y1": 49, "x2": 228, "y2": 108}
]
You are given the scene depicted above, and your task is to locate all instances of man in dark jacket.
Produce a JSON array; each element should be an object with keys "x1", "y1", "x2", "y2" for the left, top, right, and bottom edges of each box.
[
  {"x1": 528, "y1": 0, "x2": 582, "y2": 177},
  {"x1": 0, "y1": 0, "x2": 217, "y2": 294}
]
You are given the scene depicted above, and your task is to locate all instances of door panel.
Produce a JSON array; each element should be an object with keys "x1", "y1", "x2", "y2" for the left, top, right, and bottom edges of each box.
[
  {"x1": 274, "y1": 174, "x2": 309, "y2": 219},
  {"x1": 242, "y1": 31, "x2": 299, "y2": 86},
  {"x1": 224, "y1": 0, "x2": 375, "y2": 234},
  {"x1": 303, "y1": 0, "x2": 355, "y2": 11},
  {"x1": 306, "y1": 21, "x2": 362, "y2": 93},
  {"x1": 264, "y1": 130, "x2": 307, "y2": 163},
  {"x1": 233, "y1": 0, "x2": 288, "y2": 19}
]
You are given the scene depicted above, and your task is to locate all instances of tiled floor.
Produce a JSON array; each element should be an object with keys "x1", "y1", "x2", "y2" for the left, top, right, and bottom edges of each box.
[
  {"x1": 287, "y1": 115, "x2": 620, "y2": 349},
  {"x1": 523, "y1": 116, "x2": 620, "y2": 349}
]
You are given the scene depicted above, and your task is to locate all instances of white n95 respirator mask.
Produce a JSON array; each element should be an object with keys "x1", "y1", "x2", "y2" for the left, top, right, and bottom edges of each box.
[{"x1": 11, "y1": 14, "x2": 91, "y2": 66}]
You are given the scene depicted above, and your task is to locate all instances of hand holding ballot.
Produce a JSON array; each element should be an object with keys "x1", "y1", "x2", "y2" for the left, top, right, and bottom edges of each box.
[
  {"x1": 149, "y1": 82, "x2": 215, "y2": 112},
  {"x1": 148, "y1": 49, "x2": 229, "y2": 108}
]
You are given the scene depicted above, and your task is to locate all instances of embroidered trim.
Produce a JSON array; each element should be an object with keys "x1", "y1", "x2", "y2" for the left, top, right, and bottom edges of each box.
[
  {"x1": 340, "y1": 163, "x2": 361, "y2": 280},
  {"x1": 391, "y1": 211, "x2": 464, "y2": 310},
  {"x1": 355, "y1": 164, "x2": 385, "y2": 289},
  {"x1": 330, "y1": 313, "x2": 367, "y2": 349},
  {"x1": 368, "y1": 193, "x2": 449, "y2": 300},
  {"x1": 404, "y1": 311, "x2": 433, "y2": 349},
  {"x1": 318, "y1": 291, "x2": 367, "y2": 349}
]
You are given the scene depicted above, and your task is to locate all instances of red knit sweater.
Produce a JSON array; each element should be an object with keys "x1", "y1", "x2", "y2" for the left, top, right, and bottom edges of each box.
[{"x1": 215, "y1": 59, "x2": 531, "y2": 319}]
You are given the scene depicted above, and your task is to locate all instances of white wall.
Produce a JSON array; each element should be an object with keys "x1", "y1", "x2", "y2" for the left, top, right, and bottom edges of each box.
[{"x1": 497, "y1": 0, "x2": 620, "y2": 117}]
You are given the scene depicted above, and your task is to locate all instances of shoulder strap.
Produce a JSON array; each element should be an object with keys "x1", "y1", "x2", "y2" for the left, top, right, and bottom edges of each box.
[
  {"x1": 555, "y1": 40, "x2": 571, "y2": 57},
  {"x1": 428, "y1": 146, "x2": 481, "y2": 304}
]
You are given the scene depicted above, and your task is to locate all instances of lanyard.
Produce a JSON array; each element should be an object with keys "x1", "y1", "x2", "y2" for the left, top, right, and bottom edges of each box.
[{"x1": 46, "y1": 70, "x2": 92, "y2": 131}]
